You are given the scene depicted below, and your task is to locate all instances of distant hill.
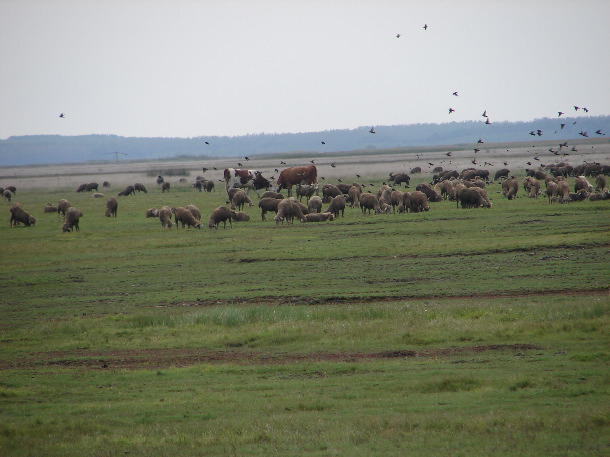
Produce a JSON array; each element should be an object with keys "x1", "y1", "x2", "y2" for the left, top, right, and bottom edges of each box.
[{"x1": 1, "y1": 116, "x2": 608, "y2": 166}]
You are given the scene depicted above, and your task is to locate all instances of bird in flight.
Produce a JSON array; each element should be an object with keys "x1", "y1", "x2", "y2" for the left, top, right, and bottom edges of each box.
[
  {"x1": 369, "y1": 126, "x2": 376, "y2": 134},
  {"x1": 202, "y1": 167, "x2": 208, "y2": 173},
  {"x1": 448, "y1": 108, "x2": 455, "y2": 114},
  {"x1": 574, "y1": 106, "x2": 580, "y2": 111},
  {"x1": 595, "y1": 129, "x2": 604, "y2": 135},
  {"x1": 529, "y1": 131, "x2": 536, "y2": 136},
  {"x1": 485, "y1": 118, "x2": 491, "y2": 125},
  {"x1": 560, "y1": 123, "x2": 565, "y2": 130},
  {"x1": 471, "y1": 159, "x2": 477, "y2": 164},
  {"x1": 452, "y1": 91, "x2": 458, "y2": 96},
  {"x1": 482, "y1": 110, "x2": 488, "y2": 117},
  {"x1": 558, "y1": 111, "x2": 564, "y2": 117},
  {"x1": 59, "y1": 113, "x2": 65, "y2": 118},
  {"x1": 356, "y1": 174, "x2": 361, "y2": 178},
  {"x1": 423, "y1": 24, "x2": 428, "y2": 30},
  {"x1": 477, "y1": 138, "x2": 484, "y2": 144},
  {"x1": 582, "y1": 107, "x2": 589, "y2": 113},
  {"x1": 237, "y1": 162, "x2": 243, "y2": 166},
  {"x1": 396, "y1": 33, "x2": 401, "y2": 38},
  {"x1": 474, "y1": 148, "x2": 480, "y2": 153},
  {"x1": 205, "y1": 141, "x2": 210, "y2": 145},
  {"x1": 337, "y1": 177, "x2": 342, "y2": 183},
  {"x1": 503, "y1": 162, "x2": 508, "y2": 166},
  {"x1": 537, "y1": 130, "x2": 543, "y2": 136},
  {"x1": 446, "y1": 151, "x2": 452, "y2": 156},
  {"x1": 330, "y1": 162, "x2": 336, "y2": 168},
  {"x1": 245, "y1": 156, "x2": 250, "y2": 161},
  {"x1": 579, "y1": 131, "x2": 588, "y2": 137},
  {"x1": 321, "y1": 141, "x2": 325, "y2": 145},
  {"x1": 280, "y1": 161, "x2": 286, "y2": 165}
]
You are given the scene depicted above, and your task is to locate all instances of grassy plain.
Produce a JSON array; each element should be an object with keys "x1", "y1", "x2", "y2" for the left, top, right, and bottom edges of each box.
[{"x1": 0, "y1": 159, "x2": 609, "y2": 456}]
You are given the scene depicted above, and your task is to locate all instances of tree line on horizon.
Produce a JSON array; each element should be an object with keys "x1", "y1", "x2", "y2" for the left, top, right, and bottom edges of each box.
[{"x1": 1, "y1": 116, "x2": 608, "y2": 166}]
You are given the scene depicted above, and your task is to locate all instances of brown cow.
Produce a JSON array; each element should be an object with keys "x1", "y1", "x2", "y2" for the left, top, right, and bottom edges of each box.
[{"x1": 276, "y1": 166, "x2": 317, "y2": 196}]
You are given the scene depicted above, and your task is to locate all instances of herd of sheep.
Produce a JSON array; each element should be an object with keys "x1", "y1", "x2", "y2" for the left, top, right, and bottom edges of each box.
[{"x1": 3, "y1": 160, "x2": 609, "y2": 232}]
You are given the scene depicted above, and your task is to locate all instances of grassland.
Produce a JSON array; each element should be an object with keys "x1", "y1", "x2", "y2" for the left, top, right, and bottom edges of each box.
[{"x1": 0, "y1": 166, "x2": 608, "y2": 456}]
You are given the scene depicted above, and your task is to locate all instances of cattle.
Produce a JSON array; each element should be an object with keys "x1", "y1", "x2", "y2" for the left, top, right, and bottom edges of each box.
[
  {"x1": 276, "y1": 165, "x2": 318, "y2": 196},
  {"x1": 224, "y1": 168, "x2": 271, "y2": 194}
]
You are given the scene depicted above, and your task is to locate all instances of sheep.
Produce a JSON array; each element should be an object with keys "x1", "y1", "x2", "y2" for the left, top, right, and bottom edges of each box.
[
  {"x1": 589, "y1": 191, "x2": 609, "y2": 201},
  {"x1": 91, "y1": 193, "x2": 105, "y2": 198},
  {"x1": 347, "y1": 185, "x2": 362, "y2": 208},
  {"x1": 301, "y1": 212, "x2": 334, "y2": 222},
  {"x1": 325, "y1": 195, "x2": 346, "y2": 218},
  {"x1": 231, "y1": 189, "x2": 253, "y2": 211},
  {"x1": 76, "y1": 183, "x2": 88, "y2": 193},
  {"x1": 502, "y1": 177, "x2": 518, "y2": 200},
  {"x1": 230, "y1": 211, "x2": 251, "y2": 222},
  {"x1": 288, "y1": 198, "x2": 309, "y2": 216},
  {"x1": 9, "y1": 203, "x2": 36, "y2": 227},
  {"x1": 546, "y1": 181, "x2": 558, "y2": 203},
  {"x1": 118, "y1": 185, "x2": 135, "y2": 196},
  {"x1": 4, "y1": 186, "x2": 16, "y2": 194},
  {"x1": 568, "y1": 190, "x2": 589, "y2": 202},
  {"x1": 410, "y1": 167, "x2": 422, "y2": 174},
  {"x1": 258, "y1": 197, "x2": 281, "y2": 221},
  {"x1": 376, "y1": 184, "x2": 393, "y2": 203},
  {"x1": 456, "y1": 188, "x2": 491, "y2": 209},
  {"x1": 161, "y1": 182, "x2": 170, "y2": 193},
  {"x1": 322, "y1": 184, "x2": 342, "y2": 203},
  {"x1": 145, "y1": 208, "x2": 159, "y2": 218},
  {"x1": 172, "y1": 207, "x2": 201, "y2": 229},
  {"x1": 185, "y1": 204, "x2": 201, "y2": 222},
  {"x1": 62, "y1": 207, "x2": 82, "y2": 232},
  {"x1": 307, "y1": 196, "x2": 323, "y2": 214},
  {"x1": 134, "y1": 183, "x2": 148, "y2": 193},
  {"x1": 523, "y1": 176, "x2": 541, "y2": 198},
  {"x1": 3, "y1": 189, "x2": 12, "y2": 201},
  {"x1": 388, "y1": 172, "x2": 410, "y2": 187},
  {"x1": 43, "y1": 203, "x2": 58, "y2": 213},
  {"x1": 57, "y1": 199, "x2": 71, "y2": 221},
  {"x1": 336, "y1": 183, "x2": 351, "y2": 194},
  {"x1": 208, "y1": 206, "x2": 233, "y2": 229},
  {"x1": 105, "y1": 197, "x2": 118, "y2": 218},
  {"x1": 415, "y1": 183, "x2": 442, "y2": 202},
  {"x1": 156, "y1": 176, "x2": 164, "y2": 186},
  {"x1": 494, "y1": 168, "x2": 510, "y2": 181},
  {"x1": 274, "y1": 199, "x2": 304, "y2": 225},
  {"x1": 595, "y1": 175, "x2": 606, "y2": 192},
  {"x1": 260, "y1": 191, "x2": 285, "y2": 200},
  {"x1": 158, "y1": 206, "x2": 173, "y2": 228},
  {"x1": 102, "y1": 181, "x2": 111, "y2": 188},
  {"x1": 556, "y1": 180, "x2": 570, "y2": 203},
  {"x1": 85, "y1": 182, "x2": 99, "y2": 192},
  {"x1": 575, "y1": 176, "x2": 594, "y2": 193},
  {"x1": 378, "y1": 198, "x2": 392, "y2": 214},
  {"x1": 408, "y1": 191, "x2": 430, "y2": 213},
  {"x1": 296, "y1": 184, "x2": 316, "y2": 202},
  {"x1": 193, "y1": 179, "x2": 214, "y2": 192},
  {"x1": 359, "y1": 193, "x2": 381, "y2": 215}
]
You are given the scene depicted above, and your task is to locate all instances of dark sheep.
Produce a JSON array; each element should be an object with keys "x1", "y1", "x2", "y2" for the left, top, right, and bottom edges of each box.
[
  {"x1": 432, "y1": 166, "x2": 443, "y2": 173},
  {"x1": 322, "y1": 184, "x2": 342, "y2": 203},
  {"x1": 568, "y1": 190, "x2": 589, "y2": 202},
  {"x1": 260, "y1": 191, "x2": 285, "y2": 200},
  {"x1": 456, "y1": 187, "x2": 492, "y2": 209},
  {"x1": 307, "y1": 196, "x2": 323, "y2": 214},
  {"x1": 105, "y1": 197, "x2": 118, "y2": 218},
  {"x1": 389, "y1": 172, "x2": 410, "y2": 187},
  {"x1": 118, "y1": 185, "x2": 135, "y2": 196},
  {"x1": 415, "y1": 183, "x2": 442, "y2": 202},
  {"x1": 57, "y1": 199, "x2": 71, "y2": 220},
  {"x1": 296, "y1": 184, "x2": 316, "y2": 202},
  {"x1": 502, "y1": 178, "x2": 518, "y2": 200},
  {"x1": 301, "y1": 212, "x2": 334, "y2": 223},
  {"x1": 258, "y1": 197, "x2": 281, "y2": 221},
  {"x1": 161, "y1": 182, "x2": 170, "y2": 193},
  {"x1": 146, "y1": 208, "x2": 159, "y2": 218},
  {"x1": 574, "y1": 176, "x2": 593, "y2": 193},
  {"x1": 85, "y1": 182, "x2": 99, "y2": 192},
  {"x1": 102, "y1": 181, "x2": 111, "y2": 188},
  {"x1": 390, "y1": 190, "x2": 404, "y2": 212},
  {"x1": 76, "y1": 183, "x2": 88, "y2": 193},
  {"x1": 231, "y1": 190, "x2": 253, "y2": 211},
  {"x1": 43, "y1": 203, "x2": 58, "y2": 213},
  {"x1": 494, "y1": 169, "x2": 510, "y2": 181},
  {"x1": 62, "y1": 207, "x2": 82, "y2": 232},
  {"x1": 274, "y1": 199, "x2": 304, "y2": 225},
  {"x1": 5, "y1": 186, "x2": 16, "y2": 194},
  {"x1": 10, "y1": 203, "x2": 36, "y2": 227},
  {"x1": 185, "y1": 204, "x2": 201, "y2": 222},
  {"x1": 359, "y1": 193, "x2": 381, "y2": 215},
  {"x1": 408, "y1": 191, "x2": 430, "y2": 213},
  {"x1": 209, "y1": 206, "x2": 233, "y2": 229},
  {"x1": 157, "y1": 176, "x2": 164, "y2": 186},
  {"x1": 134, "y1": 183, "x2": 148, "y2": 193},
  {"x1": 595, "y1": 175, "x2": 606, "y2": 192},
  {"x1": 336, "y1": 183, "x2": 351, "y2": 194},
  {"x1": 525, "y1": 169, "x2": 547, "y2": 181},
  {"x1": 410, "y1": 167, "x2": 422, "y2": 174}
]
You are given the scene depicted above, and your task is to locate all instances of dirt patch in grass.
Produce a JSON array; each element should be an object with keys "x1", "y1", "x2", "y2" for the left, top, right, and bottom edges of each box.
[{"x1": 2, "y1": 344, "x2": 542, "y2": 370}]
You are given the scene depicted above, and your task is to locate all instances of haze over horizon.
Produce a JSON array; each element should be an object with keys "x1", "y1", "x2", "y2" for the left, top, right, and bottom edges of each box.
[{"x1": 1, "y1": 0, "x2": 609, "y2": 141}]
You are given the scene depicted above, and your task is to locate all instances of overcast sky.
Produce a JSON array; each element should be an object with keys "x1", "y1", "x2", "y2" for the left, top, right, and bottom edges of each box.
[{"x1": 0, "y1": 0, "x2": 608, "y2": 140}]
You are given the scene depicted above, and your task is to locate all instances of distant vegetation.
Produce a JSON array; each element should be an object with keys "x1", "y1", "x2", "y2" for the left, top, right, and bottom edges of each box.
[{"x1": 1, "y1": 115, "x2": 609, "y2": 166}]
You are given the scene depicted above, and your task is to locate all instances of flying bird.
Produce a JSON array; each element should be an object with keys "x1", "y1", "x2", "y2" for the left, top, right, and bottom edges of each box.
[
  {"x1": 280, "y1": 161, "x2": 286, "y2": 165},
  {"x1": 330, "y1": 162, "x2": 336, "y2": 168},
  {"x1": 321, "y1": 141, "x2": 325, "y2": 145},
  {"x1": 396, "y1": 33, "x2": 401, "y2": 38},
  {"x1": 369, "y1": 126, "x2": 376, "y2": 134},
  {"x1": 503, "y1": 162, "x2": 508, "y2": 166},
  {"x1": 571, "y1": 146, "x2": 577, "y2": 152},
  {"x1": 485, "y1": 118, "x2": 491, "y2": 125},
  {"x1": 202, "y1": 167, "x2": 208, "y2": 173},
  {"x1": 237, "y1": 162, "x2": 243, "y2": 166},
  {"x1": 337, "y1": 177, "x2": 342, "y2": 183},
  {"x1": 537, "y1": 130, "x2": 543, "y2": 136},
  {"x1": 356, "y1": 174, "x2": 361, "y2": 178},
  {"x1": 527, "y1": 162, "x2": 532, "y2": 165},
  {"x1": 245, "y1": 156, "x2": 250, "y2": 161},
  {"x1": 310, "y1": 159, "x2": 315, "y2": 164},
  {"x1": 582, "y1": 107, "x2": 589, "y2": 113},
  {"x1": 482, "y1": 110, "x2": 488, "y2": 117},
  {"x1": 274, "y1": 168, "x2": 279, "y2": 173},
  {"x1": 560, "y1": 141, "x2": 568, "y2": 147},
  {"x1": 560, "y1": 123, "x2": 565, "y2": 129},
  {"x1": 423, "y1": 24, "x2": 428, "y2": 30},
  {"x1": 59, "y1": 113, "x2": 65, "y2": 118},
  {"x1": 579, "y1": 131, "x2": 588, "y2": 137},
  {"x1": 595, "y1": 130, "x2": 604, "y2": 135},
  {"x1": 205, "y1": 141, "x2": 210, "y2": 145},
  {"x1": 448, "y1": 108, "x2": 455, "y2": 114},
  {"x1": 474, "y1": 148, "x2": 480, "y2": 153},
  {"x1": 428, "y1": 162, "x2": 434, "y2": 166},
  {"x1": 446, "y1": 152, "x2": 452, "y2": 156},
  {"x1": 529, "y1": 131, "x2": 536, "y2": 136},
  {"x1": 452, "y1": 91, "x2": 458, "y2": 96},
  {"x1": 471, "y1": 159, "x2": 477, "y2": 164},
  {"x1": 574, "y1": 106, "x2": 580, "y2": 111},
  {"x1": 558, "y1": 111, "x2": 564, "y2": 117},
  {"x1": 477, "y1": 138, "x2": 484, "y2": 143}
]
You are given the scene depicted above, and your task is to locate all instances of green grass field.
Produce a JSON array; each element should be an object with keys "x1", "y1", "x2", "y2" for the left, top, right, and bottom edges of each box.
[{"x1": 1, "y1": 171, "x2": 608, "y2": 456}]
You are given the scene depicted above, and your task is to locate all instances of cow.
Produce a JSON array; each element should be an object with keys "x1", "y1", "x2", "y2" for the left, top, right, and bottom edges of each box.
[
  {"x1": 223, "y1": 168, "x2": 271, "y2": 194},
  {"x1": 276, "y1": 165, "x2": 318, "y2": 197}
]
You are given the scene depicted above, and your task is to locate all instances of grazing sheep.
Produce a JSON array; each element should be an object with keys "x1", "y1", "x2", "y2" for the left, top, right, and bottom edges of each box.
[
  {"x1": 301, "y1": 212, "x2": 334, "y2": 222},
  {"x1": 231, "y1": 190, "x2": 253, "y2": 211},
  {"x1": 410, "y1": 167, "x2": 422, "y2": 174},
  {"x1": 595, "y1": 175, "x2": 606, "y2": 192},
  {"x1": 194, "y1": 179, "x2": 215, "y2": 192},
  {"x1": 62, "y1": 207, "x2": 82, "y2": 232},
  {"x1": 4, "y1": 186, "x2": 16, "y2": 194},
  {"x1": 91, "y1": 193, "x2": 105, "y2": 198},
  {"x1": 156, "y1": 176, "x2": 164, "y2": 186},
  {"x1": 158, "y1": 206, "x2": 173, "y2": 228},
  {"x1": 208, "y1": 206, "x2": 232, "y2": 229},
  {"x1": 85, "y1": 182, "x2": 99, "y2": 192},
  {"x1": 556, "y1": 180, "x2": 570, "y2": 203},
  {"x1": 274, "y1": 199, "x2": 304, "y2": 225},
  {"x1": 146, "y1": 208, "x2": 159, "y2": 218},
  {"x1": 389, "y1": 190, "x2": 404, "y2": 212},
  {"x1": 359, "y1": 193, "x2": 381, "y2": 215},
  {"x1": 378, "y1": 197, "x2": 392, "y2": 214},
  {"x1": 161, "y1": 182, "x2": 170, "y2": 193},
  {"x1": 57, "y1": 199, "x2": 71, "y2": 220},
  {"x1": 523, "y1": 176, "x2": 541, "y2": 198},
  {"x1": 3, "y1": 189, "x2": 12, "y2": 201},
  {"x1": 258, "y1": 197, "x2": 281, "y2": 221},
  {"x1": 526, "y1": 169, "x2": 547, "y2": 181},
  {"x1": 415, "y1": 183, "x2": 442, "y2": 202},
  {"x1": 9, "y1": 203, "x2": 36, "y2": 227},
  {"x1": 230, "y1": 211, "x2": 251, "y2": 222},
  {"x1": 105, "y1": 197, "x2": 118, "y2": 218},
  {"x1": 102, "y1": 181, "x2": 111, "y2": 188},
  {"x1": 336, "y1": 183, "x2": 351, "y2": 194},
  {"x1": 456, "y1": 188, "x2": 492, "y2": 209},
  {"x1": 307, "y1": 196, "x2": 323, "y2": 214},
  {"x1": 347, "y1": 185, "x2": 361, "y2": 208},
  {"x1": 296, "y1": 184, "x2": 316, "y2": 202},
  {"x1": 185, "y1": 204, "x2": 201, "y2": 222},
  {"x1": 408, "y1": 191, "x2": 430, "y2": 212},
  {"x1": 389, "y1": 172, "x2": 410, "y2": 187},
  {"x1": 76, "y1": 183, "x2": 88, "y2": 193},
  {"x1": 322, "y1": 184, "x2": 342, "y2": 203},
  {"x1": 43, "y1": 203, "x2": 58, "y2": 213},
  {"x1": 260, "y1": 191, "x2": 285, "y2": 200},
  {"x1": 172, "y1": 207, "x2": 201, "y2": 229},
  {"x1": 494, "y1": 168, "x2": 510, "y2": 181},
  {"x1": 118, "y1": 185, "x2": 135, "y2": 196},
  {"x1": 325, "y1": 195, "x2": 346, "y2": 218},
  {"x1": 134, "y1": 183, "x2": 148, "y2": 193},
  {"x1": 502, "y1": 177, "x2": 519, "y2": 200},
  {"x1": 546, "y1": 181, "x2": 558, "y2": 203},
  {"x1": 574, "y1": 176, "x2": 593, "y2": 193}
]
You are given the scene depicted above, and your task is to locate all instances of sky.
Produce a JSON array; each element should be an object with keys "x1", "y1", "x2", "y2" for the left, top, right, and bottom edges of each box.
[{"x1": 1, "y1": 0, "x2": 609, "y2": 140}]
